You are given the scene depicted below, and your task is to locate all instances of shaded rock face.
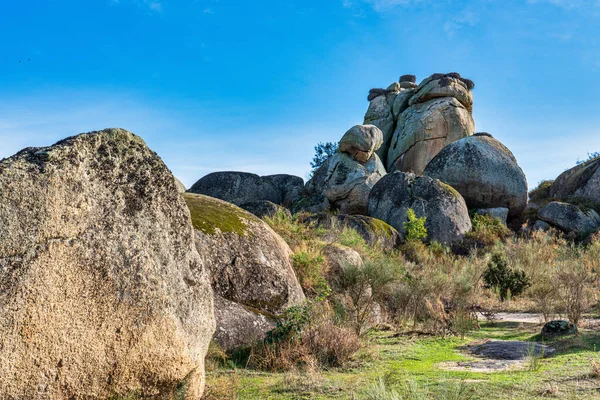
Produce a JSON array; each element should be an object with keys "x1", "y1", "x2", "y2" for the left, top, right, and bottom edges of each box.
[
  {"x1": 364, "y1": 94, "x2": 396, "y2": 164},
  {"x1": 368, "y1": 172, "x2": 472, "y2": 244},
  {"x1": 302, "y1": 213, "x2": 401, "y2": 251},
  {"x1": 339, "y1": 124, "x2": 384, "y2": 164},
  {"x1": 549, "y1": 157, "x2": 600, "y2": 204},
  {"x1": 0, "y1": 129, "x2": 215, "y2": 399},
  {"x1": 541, "y1": 320, "x2": 578, "y2": 338},
  {"x1": 533, "y1": 220, "x2": 551, "y2": 232},
  {"x1": 538, "y1": 201, "x2": 600, "y2": 234},
  {"x1": 189, "y1": 171, "x2": 282, "y2": 205},
  {"x1": 213, "y1": 295, "x2": 275, "y2": 351},
  {"x1": 424, "y1": 134, "x2": 528, "y2": 217},
  {"x1": 263, "y1": 174, "x2": 305, "y2": 208},
  {"x1": 240, "y1": 200, "x2": 292, "y2": 219},
  {"x1": 306, "y1": 152, "x2": 386, "y2": 215},
  {"x1": 387, "y1": 97, "x2": 474, "y2": 175},
  {"x1": 185, "y1": 193, "x2": 305, "y2": 316}
]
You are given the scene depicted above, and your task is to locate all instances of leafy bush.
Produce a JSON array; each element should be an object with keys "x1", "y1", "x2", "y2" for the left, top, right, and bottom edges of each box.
[
  {"x1": 466, "y1": 213, "x2": 511, "y2": 247},
  {"x1": 368, "y1": 88, "x2": 388, "y2": 101},
  {"x1": 304, "y1": 321, "x2": 361, "y2": 367},
  {"x1": 404, "y1": 208, "x2": 427, "y2": 242},
  {"x1": 576, "y1": 152, "x2": 600, "y2": 165},
  {"x1": 310, "y1": 142, "x2": 338, "y2": 176},
  {"x1": 266, "y1": 304, "x2": 311, "y2": 344},
  {"x1": 483, "y1": 252, "x2": 531, "y2": 301},
  {"x1": 291, "y1": 244, "x2": 331, "y2": 300},
  {"x1": 340, "y1": 259, "x2": 402, "y2": 335},
  {"x1": 400, "y1": 74, "x2": 416, "y2": 83},
  {"x1": 529, "y1": 180, "x2": 554, "y2": 203}
]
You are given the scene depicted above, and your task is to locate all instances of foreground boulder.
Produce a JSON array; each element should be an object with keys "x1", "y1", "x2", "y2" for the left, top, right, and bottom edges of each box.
[
  {"x1": 387, "y1": 73, "x2": 475, "y2": 175},
  {"x1": 549, "y1": 157, "x2": 600, "y2": 204},
  {"x1": 0, "y1": 129, "x2": 215, "y2": 399},
  {"x1": 184, "y1": 193, "x2": 305, "y2": 349},
  {"x1": 538, "y1": 201, "x2": 600, "y2": 235},
  {"x1": 424, "y1": 133, "x2": 528, "y2": 217},
  {"x1": 306, "y1": 152, "x2": 386, "y2": 215},
  {"x1": 368, "y1": 172, "x2": 472, "y2": 244}
]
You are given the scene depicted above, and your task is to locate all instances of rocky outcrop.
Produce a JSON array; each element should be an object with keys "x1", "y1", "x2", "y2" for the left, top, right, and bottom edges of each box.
[
  {"x1": 368, "y1": 171, "x2": 472, "y2": 244},
  {"x1": 549, "y1": 157, "x2": 600, "y2": 204},
  {"x1": 364, "y1": 91, "x2": 396, "y2": 164},
  {"x1": 302, "y1": 213, "x2": 401, "y2": 251},
  {"x1": 240, "y1": 200, "x2": 292, "y2": 219},
  {"x1": 306, "y1": 152, "x2": 386, "y2": 215},
  {"x1": 175, "y1": 177, "x2": 187, "y2": 193},
  {"x1": 0, "y1": 129, "x2": 215, "y2": 399},
  {"x1": 387, "y1": 73, "x2": 475, "y2": 175},
  {"x1": 538, "y1": 201, "x2": 600, "y2": 235},
  {"x1": 423, "y1": 133, "x2": 528, "y2": 217}
]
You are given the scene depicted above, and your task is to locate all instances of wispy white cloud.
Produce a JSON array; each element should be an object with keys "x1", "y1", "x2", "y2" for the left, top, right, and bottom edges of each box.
[
  {"x1": 343, "y1": 0, "x2": 425, "y2": 12},
  {"x1": 444, "y1": 10, "x2": 479, "y2": 38},
  {"x1": 527, "y1": 0, "x2": 598, "y2": 9},
  {"x1": 110, "y1": 0, "x2": 164, "y2": 13}
]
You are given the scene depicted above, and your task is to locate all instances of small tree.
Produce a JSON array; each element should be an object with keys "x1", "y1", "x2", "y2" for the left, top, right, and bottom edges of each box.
[
  {"x1": 310, "y1": 142, "x2": 338, "y2": 176},
  {"x1": 483, "y1": 252, "x2": 531, "y2": 302},
  {"x1": 404, "y1": 208, "x2": 427, "y2": 242},
  {"x1": 340, "y1": 259, "x2": 401, "y2": 335}
]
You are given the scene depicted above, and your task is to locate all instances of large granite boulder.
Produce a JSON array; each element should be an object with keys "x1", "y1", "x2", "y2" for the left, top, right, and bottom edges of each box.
[
  {"x1": 339, "y1": 124, "x2": 384, "y2": 164},
  {"x1": 549, "y1": 157, "x2": 600, "y2": 204},
  {"x1": 306, "y1": 152, "x2": 386, "y2": 215},
  {"x1": 184, "y1": 193, "x2": 305, "y2": 348},
  {"x1": 188, "y1": 171, "x2": 282, "y2": 205},
  {"x1": 368, "y1": 172, "x2": 472, "y2": 244},
  {"x1": 321, "y1": 244, "x2": 364, "y2": 289},
  {"x1": 0, "y1": 129, "x2": 215, "y2": 399},
  {"x1": 302, "y1": 213, "x2": 401, "y2": 251},
  {"x1": 541, "y1": 320, "x2": 578, "y2": 338},
  {"x1": 185, "y1": 193, "x2": 305, "y2": 314},
  {"x1": 423, "y1": 133, "x2": 528, "y2": 217},
  {"x1": 538, "y1": 201, "x2": 600, "y2": 235},
  {"x1": 387, "y1": 73, "x2": 475, "y2": 175}
]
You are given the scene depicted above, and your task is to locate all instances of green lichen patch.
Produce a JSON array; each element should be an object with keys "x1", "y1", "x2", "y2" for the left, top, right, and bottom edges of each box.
[
  {"x1": 183, "y1": 193, "x2": 258, "y2": 236},
  {"x1": 367, "y1": 217, "x2": 397, "y2": 239}
]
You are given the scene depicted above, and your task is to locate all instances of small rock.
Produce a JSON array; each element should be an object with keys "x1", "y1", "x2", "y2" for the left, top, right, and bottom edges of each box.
[
  {"x1": 541, "y1": 320, "x2": 578, "y2": 338},
  {"x1": 533, "y1": 220, "x2": 551, "y2": 232}
]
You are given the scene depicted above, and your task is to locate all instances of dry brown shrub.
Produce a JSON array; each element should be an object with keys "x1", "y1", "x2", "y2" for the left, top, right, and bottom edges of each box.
[{"x1": 304, "y1": 321, "x2": 361, "y2": 367}]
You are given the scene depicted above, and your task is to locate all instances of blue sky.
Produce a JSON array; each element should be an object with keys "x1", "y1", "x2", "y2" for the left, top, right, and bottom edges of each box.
[{"x1": 1, "y1": 0, "x2": 599, "y2": 188}]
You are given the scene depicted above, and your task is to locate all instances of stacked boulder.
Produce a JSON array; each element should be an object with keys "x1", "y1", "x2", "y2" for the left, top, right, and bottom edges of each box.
[
  {"x1": 305, "y1": 124, "x2": 386, "y2": 215},
  {"x1": 368, "y1": 171, "x2": 472, "y2": 244},
  {"x1": 184, "y1": 193, "x2": 305, "y2": 350},
  {"x1": 364, "y1": 75, "x2": 418, "y2": 165},
  {"x1": 377, "y1": 73, "x2": 475, "y2": 175},
  {"x1": 423, "y1": 132, "x2": 528, "y2": 219}
]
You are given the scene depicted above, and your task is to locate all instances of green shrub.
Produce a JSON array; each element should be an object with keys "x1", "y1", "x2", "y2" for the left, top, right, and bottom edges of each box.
[
  {"x1": 483, "y1": 252, "x2": 531, "y2": 301},
  {"x1": 529, "y1": 180, "x2": 554, "y2": 203},
  {"x1": 338, "y1": 226, "x2": 368, "y2": 251},
  {"x1": 291, "y1": 244, "x2": 331, "y2": 300},
  {"x1": 266, "y1": 304, "x2": 311, "y2": 343},
  {"x1": 310, "y1": 142, "x2": 338, "y2": 176},
  {"x1": 466, "y1": 213, "x2": 511, "y2": 247},
  {"x1": 404, "y1": 209, "x2": 427, "y2": 242}
]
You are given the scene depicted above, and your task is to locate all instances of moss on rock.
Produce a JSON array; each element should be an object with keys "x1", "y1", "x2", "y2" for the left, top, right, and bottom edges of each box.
[{"x1": 183, "y1": 193, "x2": 258, "y2": 236}]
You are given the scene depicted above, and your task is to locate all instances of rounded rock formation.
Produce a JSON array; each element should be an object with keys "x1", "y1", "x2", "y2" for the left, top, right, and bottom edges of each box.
[
  {"x1": 339, "y1": 124, "x2": 384, "y2": 164},
  {"x1": 0, "y1": 129, "x2": 215, "y2": 399},
  {"x1": 184, "y1": 193, "x2": 305, "y2": 316},
  {"x1": 538, "y1": 201, "x2": 600, "y2": 235},
  {"x1": 368, "y1": 171, "x2": 472, "y2": 244},
  {"x1": 423, "y1": 133, "x2": 528, "y2": 217},
  {"x1": 188, "y1": 171, "x2": 282, "y2": 205}
]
